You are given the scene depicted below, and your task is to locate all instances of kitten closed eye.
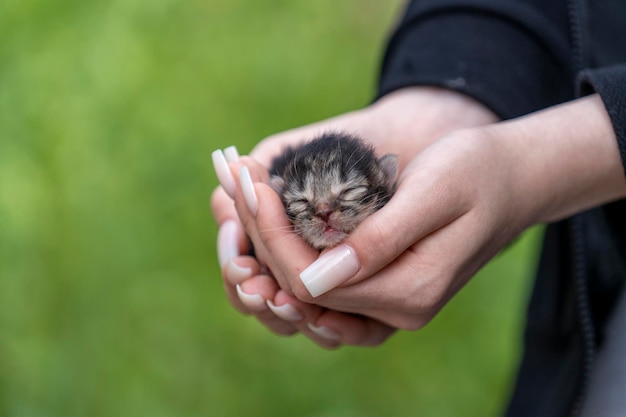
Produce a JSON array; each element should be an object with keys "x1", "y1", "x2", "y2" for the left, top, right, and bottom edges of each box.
[{"x1": 337, "y1": 186, "x2": 369, "y2": 201}]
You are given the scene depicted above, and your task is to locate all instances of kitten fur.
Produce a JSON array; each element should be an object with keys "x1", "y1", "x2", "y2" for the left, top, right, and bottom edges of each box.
[{"x1": 269, "y1": 132, "x2": 398, "y2": 250}]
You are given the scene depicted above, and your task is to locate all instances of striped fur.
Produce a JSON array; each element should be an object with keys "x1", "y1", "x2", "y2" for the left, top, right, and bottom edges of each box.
[{"x1": 269, "y1": 132, "x2": 397, "y2": 250}]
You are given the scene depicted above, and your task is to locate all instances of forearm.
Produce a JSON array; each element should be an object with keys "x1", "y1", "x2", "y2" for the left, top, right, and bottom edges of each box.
[{"x1": 493, "y1": 94, "x2": 626, "y2": 223}]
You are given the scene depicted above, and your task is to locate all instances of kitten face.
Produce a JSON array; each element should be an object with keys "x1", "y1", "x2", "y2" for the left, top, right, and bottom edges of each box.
[{"x1": 269, "y1": 133, "x2": 397, "y2": 250}]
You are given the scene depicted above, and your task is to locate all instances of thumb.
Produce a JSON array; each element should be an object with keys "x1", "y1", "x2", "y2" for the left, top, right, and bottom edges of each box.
[{"x1": 298, "y1": 165, "x2": 467, "y2": 298}]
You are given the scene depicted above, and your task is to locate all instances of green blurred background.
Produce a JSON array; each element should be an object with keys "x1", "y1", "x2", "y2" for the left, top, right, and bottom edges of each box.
[{"x1": 0, "y1": 0, "x2": 542, "y2": 416}]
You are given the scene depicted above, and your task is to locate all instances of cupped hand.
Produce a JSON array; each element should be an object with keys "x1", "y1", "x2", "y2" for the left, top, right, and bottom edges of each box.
[
  {"x1": 223, "y1": 94, "x2": 626, "y2": 344},
  {"x1": 231, "y1": 128, "x2": 527, "y2": 332},
  {"x1": 211, "y1": 87, "x2": 498, "y2": 347}
]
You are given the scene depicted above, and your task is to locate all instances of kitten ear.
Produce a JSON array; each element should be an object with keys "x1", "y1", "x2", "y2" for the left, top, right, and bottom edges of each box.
[
  {"x1": 269, "y1": 175, "x2": 285, "y2": 194},
  {"x1": 378, "y1": 154, "x2": 399, "y2": 190}
]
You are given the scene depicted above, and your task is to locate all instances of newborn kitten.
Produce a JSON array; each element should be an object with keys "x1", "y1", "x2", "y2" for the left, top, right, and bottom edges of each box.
[{"x1": 269, "y1": 132, "x2": 398, "y2": 250}]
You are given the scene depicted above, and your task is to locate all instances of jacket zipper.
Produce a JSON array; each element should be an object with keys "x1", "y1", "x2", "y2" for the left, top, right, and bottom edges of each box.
[
  {"x1": 567, "y1": 0, "x2": 594, "y2": 416},
  {"x1": 568, "y1": 216, "x2": 596, "y2": 417}
]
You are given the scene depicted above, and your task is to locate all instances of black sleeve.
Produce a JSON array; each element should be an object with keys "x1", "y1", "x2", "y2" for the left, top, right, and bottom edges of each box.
[
  {"x1": 579, "y1": 65, "x2": 626, "y2": 177},
  {"x1": 376, "y1": 0, "x2": 574, "y2": 119}
]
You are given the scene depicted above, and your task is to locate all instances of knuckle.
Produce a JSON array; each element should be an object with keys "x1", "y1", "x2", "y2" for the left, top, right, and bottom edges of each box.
[
  {"x1": 393, "y1": 313, "x2": 434, "y2": 331},
  {"x1": 355, "y1": 220, "x2": 399, "y2": 264}
]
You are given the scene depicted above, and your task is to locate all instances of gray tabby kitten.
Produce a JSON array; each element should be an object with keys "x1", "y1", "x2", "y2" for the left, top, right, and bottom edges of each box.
[{"x1": 269, "y1": 132, "x2": 398, "y2": 250}]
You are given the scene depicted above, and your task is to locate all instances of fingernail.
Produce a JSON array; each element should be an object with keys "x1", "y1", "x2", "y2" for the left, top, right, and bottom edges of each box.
[
  {"x1": 308, "y1": 323, "x2": 341, "y2": 341},
  {"x1": 267, "y1": 300, "x2": 304, "y2": 321},
  {"x1": 223, "y1": 146, "x2": 240, "y2": 162},
  {"x1": 299, "y1": 244, "x2": 360, "y2": 297},
  {"x1": 236, "y1": 284, "x2": 266, "y2": 311},
  {"x1": 239, "y1": 166, "x2": 258, "y2": 216},
  {"x1": 225, "y1": 259, "x2": 252, "y2": 284},
  {"x1": 217, "y1": 220, "x2": 241, "y2": 267},
  {"x1": 211, "y1": 149, "x2": 237, "y2": 198}
]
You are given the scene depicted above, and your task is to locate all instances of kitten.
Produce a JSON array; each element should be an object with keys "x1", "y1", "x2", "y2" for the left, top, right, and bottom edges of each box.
[{"x1": 269, "y1": 132, "x2": 398, "y2": 250}]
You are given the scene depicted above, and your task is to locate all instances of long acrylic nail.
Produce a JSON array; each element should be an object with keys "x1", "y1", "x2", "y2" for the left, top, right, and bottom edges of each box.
[
  {"x1": 211, "y1": 149, "x2": 237, "y2": 198},
  {"x1": 239, "y1": 166, "x2": 258, "y2": 216},
  {"x1": 267, "y1": 300, "x2": 304, "y2": 322},
  {"x1": 299, "y1": 244, "x2": 360, "y2": 297},
  {"x1": 223, "y1": 146, "x2": 240, "y2": 162},
  {"x1": 217, "y1": 220, "x2": 241, "y2": 267},
  {"x1": 236, "y1": 284, "x2": 266, "y2": 311},
  {"x1": 225, "y1": 259, "x2": 252, "y2": 284},
  {"x1": 308, "y1": 323, "x2": 341, "y2": 341}
]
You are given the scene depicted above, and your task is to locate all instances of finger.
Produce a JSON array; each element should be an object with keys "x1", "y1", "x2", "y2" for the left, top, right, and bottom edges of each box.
[
  {"x1": 267, "y1": 291, "x2": 395, "y2": 348},
  {"x1": 216, "y1": 218, "x2": 249, "y2": 268},
  {"x1": 251, "y1": 182, "x2": 320, "y2": 293},
  {"x1": 229, "y1": 159, "x2": 319, "y2": 295},
  {"x1": 311, "y1": 310, "x2": 396, "y2": 347},
  {"x1": 211, "y1": 156, "x2": 251, "y2": 268},
  {"x1": 229, "y1": 274, "x2": 299, "y2": 336},
  {"x1": 211, "y1": 149, "x2": 237, "y2": 199},
  {"x1": 225, "y1": 157, "x2": 269, "y2": 219},
  {"x1": 212, "y1": 151, "x2": 276, "y2": 272},
  {"x1": 222, "y1": 256, "x2": 261, "y2": 286},
  {"x1": 210, "y1": 145, "x2": 247, "y2": 225},
  {"x1": 221, "y1": 257, "x2": 260, "y2": 315},
  {"x1": 267, "y1": 290, "x2": 340, "y2": 348},
  {"x1": 223, "y1": 145, "x2": 240, "y2": 163},
  {"x1": 229, "y1": 282, "x2": 343, "y2": 348}
]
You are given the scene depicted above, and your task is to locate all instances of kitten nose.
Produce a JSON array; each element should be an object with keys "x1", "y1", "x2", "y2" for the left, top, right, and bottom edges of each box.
[{"x1": 316, "y1": 202, "x2": 332, "y2": 221}]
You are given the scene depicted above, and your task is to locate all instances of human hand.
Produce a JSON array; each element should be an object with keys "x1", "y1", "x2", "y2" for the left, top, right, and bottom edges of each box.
[
  {"x1": 211, "y1": 87, "x2": 498, "y2": 347},
  {"x1": 225, "y1": 94, "x2": 626, "y2": 343}
]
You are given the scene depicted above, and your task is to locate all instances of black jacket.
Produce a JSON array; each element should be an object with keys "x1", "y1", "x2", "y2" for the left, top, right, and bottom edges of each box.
[{"x1": 377, "y1": 1, "x2": 626, "y2": 416}]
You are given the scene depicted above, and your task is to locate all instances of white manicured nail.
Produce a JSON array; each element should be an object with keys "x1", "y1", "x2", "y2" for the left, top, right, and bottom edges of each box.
[
  {"x1": 217, "y1": 220, "x2": 241, "y2": 267},
  {"x1": 236, "y1": 284, "x2": 266, "y2": 311},
  {"x1": 299, "y1": 244, "x2": 360, "y2": 297},
  {"x1": 239, "y1": 166, "x2": 258, "y2": 216},
  {"x1": 223, "y1": 146, "x2": 240, "y2": 162},
  {"x1": 308, "y1": 323, "x2": 341, "y2": 341},
  {"x1": 267, "y1": 300, "x2": 304, "y2": 321},
  {"x1": 224, "y1": 260, "x2": 252, "y2": 284},
  {"x1": 211, "y1": 149, "x2": 237, "y2": 198}
]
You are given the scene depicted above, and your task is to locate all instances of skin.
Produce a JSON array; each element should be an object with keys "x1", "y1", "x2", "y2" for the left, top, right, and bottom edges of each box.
[{"x1": 211, "y1": 87, "x2": 626, "y2": 349}]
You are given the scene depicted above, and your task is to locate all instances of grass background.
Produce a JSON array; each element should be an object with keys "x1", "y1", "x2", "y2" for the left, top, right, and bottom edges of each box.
[{"x1": 0, "y1": 0, "x2": 542, "y2": 416}]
